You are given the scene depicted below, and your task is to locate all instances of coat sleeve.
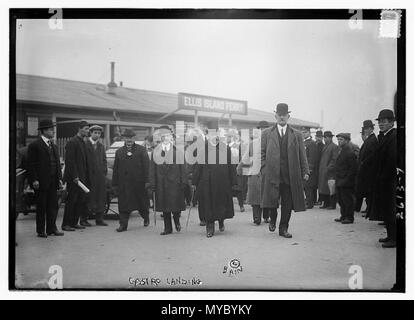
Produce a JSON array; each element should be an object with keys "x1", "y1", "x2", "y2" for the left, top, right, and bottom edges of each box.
[
  {"x1": 54, "y1": 145, "x2": 63, "y2": 180},
  {"x1": 142, "y1": 148, "x2": 149, "y2": 183},
  {"x1": 112, "y1": 150, "x2": 119, "y2": 187},
  {"x1": 65, "y1": 140, "x2": 79, "y2": 182},
  {"x1": 148, "y1": 153, "x2": 156, "y2": 189},
  {"x1": 345, "y1": 152, "x2": 358, "y2": 186},
  {"x1": 327, "y1": 145, "x2": 339, "y2": 179},
  {"x1": 102, "y1": 145, "x2": 108, "y2": 176},
  {"x1": 27, "y1": 142, "x2": 39, "y2": 185},
  {"x1": 227, "y1": 146, "x2": 238, "y2": 186},
  {"x1": 297, "y1": 132, "x2": 310, "y2": 177},
  {"x1": 260, "y1": 129, "x2": 268, "y2": 172}
]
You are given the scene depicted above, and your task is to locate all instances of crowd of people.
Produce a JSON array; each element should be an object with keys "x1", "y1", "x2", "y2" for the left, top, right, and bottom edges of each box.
[{"x1": 24, "y1": 103, "x2": 398, "y2": 247}]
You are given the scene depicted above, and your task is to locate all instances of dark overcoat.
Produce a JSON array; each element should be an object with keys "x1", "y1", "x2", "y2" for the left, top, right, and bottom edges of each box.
[
  {"x1": 318, "y1": 142, "x2": 339, "y2": 195},
  {"x1": 149, "y1": 145, "x2": 187, "y2": 213},
  {"x1": 334, "y1": 143, "x2": 358, "y2": 188},
  {"x1": 260, "y1": 125, "x2": 309, "y2": 211},
  {"x1": 112, "y1": 144, "x2": 149, "y2": 213},
  {"x1": 192, "y1": 141, "x2": 237, "y2": 222},
  {"x1": 27, "y1": 138, "x2": 62, "y2": 190},
  {"x1": 63, "y1": 135, "x2": 89, "y2": 188},
  {"x1": 355, "y1": 133, "x2": 379, "y2": 196},
  {"x1": 303, "y1": 137, "x2": 319, "y2": 188},
  {"x1": 85, "y1": 139, "x2": 107, "y2": 213},
  {"x1": 367, "y1": 129, "x2": 397, "y2": 222}
]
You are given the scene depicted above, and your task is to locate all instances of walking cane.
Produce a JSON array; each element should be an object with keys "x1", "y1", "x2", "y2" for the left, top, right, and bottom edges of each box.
[
  {"x1": 185, "y1": 187, "x2": 196, "y2": 230},
  {"x1": 152, "y1": 192, "x2": 156, "y2": 226}
]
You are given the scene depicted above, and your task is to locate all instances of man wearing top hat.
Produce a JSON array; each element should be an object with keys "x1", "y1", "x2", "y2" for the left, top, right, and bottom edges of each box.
[
  {"x1": 27, "y1": 119, "x2": 64, "y2": 237},
  {"x1": 149, "y1": 125, "x2": 187, "y2": 235},
  {"x1": 301, "y1": 127, "x2": 319, "y2": 209},
  {"x1": 318, "y1": 131, "x2": 339, "y2": 209},
  {"x1": 367, "y1": 109, "x2": 397, "y2": 248},
  {"x1": 261, "y1": 103, "x2": 309, "y2": 238},
  {"x1": 62, "y1": 120, "x2": 91, "y2": 231},
  {"x1": 85, "y1": 125, "x2": 108, "y2": 226},
  {"x1": 112, "y1": 128, "x2": 150, "y2": 232},
  {"x1": 333, "y1": 133, "x2": 358, "y2": 224},
  {"x1": 355, "y1": 120, "x2": 378, "y2": 214}
]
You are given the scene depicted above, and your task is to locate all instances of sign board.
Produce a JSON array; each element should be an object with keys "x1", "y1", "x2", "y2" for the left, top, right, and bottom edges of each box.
[{"x1": 178, "y1": 92, "x2": 248, "y2": 115}]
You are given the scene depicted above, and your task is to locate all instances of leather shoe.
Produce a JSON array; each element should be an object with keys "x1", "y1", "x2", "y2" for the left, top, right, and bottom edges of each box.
[
  {"x1": 160, "y1": 230, "x2": 172, "y2": 235},
  {"x1": 80, "y1": 221, "x2": 92, "y2": 227},
  {"x1": 334, "y1": 217, "x2": 343, "y2": 222},
  {"x1": 240, "y1": 206, "x2": 245, "y2": 212},
  {"x1": 219, "y1": 222, "x2": 225, "y2": 232},
  {"x1": 47, "y1": 230, "x2": 64, "y2": 236},
  {"x1": 382, "y1": 240, "x2": 396, "y2": 248},
  {"x1": 96, "y1": 221, "x2": 108, "y2": 226},
  {"x1": 279, "y1": 231, "x2": 292, "y2": 238},
  {"x1": 206, "y1": 232, "x2": 214, "y2": 238},
  {"x1": 62, "y1": 225, "x2": 75, "y2": 231},
  {"x1": 37, "y1": 233, "x2": 48, "y2": 238},
  {"x1": 269, "y1": 223, "x2": 276, "y2": 232},
  {"x1": 253, "y1": 220, "x2": 261, "y2": 225},
  {"x1": 263, "y1": 218, "x2": 270, "y2": 223},
  {"x1": 144, "y1": 217, "x2": 150, "y2": 227},
  {"x1": 199, "y1": 220, "x2": 206, "y2": 226},
  {"x1": 379, "y1": 237, "x2": 390, "y2": 243},
  {"x1": 73, "y1": 224, "x2": 86, "y2": 229},
  {"x1": 116, "y1": 226, "x2": 127, "y2": 232},
  {"x1": 341, "y1": 219, "x2": 354, "y2": 224}
]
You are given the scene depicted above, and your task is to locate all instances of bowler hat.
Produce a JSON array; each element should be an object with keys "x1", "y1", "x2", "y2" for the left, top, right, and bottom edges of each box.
[
  {"x1": 256, "y1": 121, "x2": 269, "y2": 129},
  {"x1": 89, "y1": 125, "x2": 104, "y2": 132},
  {"x1": 362, "y1": 120, "x2": 375, "y2": 129},
  {"x1": 315, "y1": 130, "x2": 323, "y2": 137},
  {"x1": 275, "y1": 103, "x2": 291, "y2": 116},
  {"x1": 37, "y1": 119, "x2": 55, "y2": 130},
  {"x1": 336, "y1": 132, "x2": 351, "y2": 140},
  {"x1": 121, "y1": 128, "x2": 136, "y2": 138},
  {"x1": 376, "y1": 109, "x2": 395, "y2": 121},
  {"x1": 323, "y1": 131, "x2": 334, "y2": 138}
]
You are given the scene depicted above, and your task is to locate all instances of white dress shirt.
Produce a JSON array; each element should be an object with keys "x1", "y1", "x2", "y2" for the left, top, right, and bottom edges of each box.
[{"x1": 277, "y1": 124, "x2": 286, "y2": 137}]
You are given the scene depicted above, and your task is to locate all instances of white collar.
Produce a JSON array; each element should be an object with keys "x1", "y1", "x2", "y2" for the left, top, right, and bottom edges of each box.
[
  {"x1": 277, "y1": 124, "x2": 287, "y2": 134},
  {"x1": 383, "y1": 128, "x2": 393, "y2": 136},
  {"x1": 41, "y1": 135, "x2": 50, "y2": 146},
  {"x1": 89, "y1": 137, "x2": 98, "y2": 145},
  {"x1": 304, "y1": 136, "x2": 312, "y2": 141},
  {"x1": 162, "y1": 143, "x2": 171, "y2": 151}
]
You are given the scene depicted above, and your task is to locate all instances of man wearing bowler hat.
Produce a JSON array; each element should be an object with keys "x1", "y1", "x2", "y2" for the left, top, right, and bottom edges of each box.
[
  {"x1": 334, "y1": 133, "x2": 358, "y2": 224},
  {"x1": 367, "y1": 109, "x2": 397, "y2": 248},
  {"x1": 318, "y1": 131, "x2": 339, "y2": 209},
  {"x1": 27, "y1": 119, "x2": 64, "y2": 237},
  {"x1": 261, "y1": 103, "x2": 309, "y2": 238},
  {"x1": 62, "y1": 120, "x2": 91, "y2": 231},
  {"x1": 355, "y1": 120, "x2": 378, "y2": 214},
  {"x1": 85, "y1": 125, "x2": 108, "y2": 226},
  {"x1": 112, "y1": 128, "x2": 150, "y2": 232}
]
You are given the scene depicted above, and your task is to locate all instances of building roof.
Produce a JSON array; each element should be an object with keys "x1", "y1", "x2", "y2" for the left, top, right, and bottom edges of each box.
[{"x1": 16, "y1": 74, "x2": 320, "y2": 128}]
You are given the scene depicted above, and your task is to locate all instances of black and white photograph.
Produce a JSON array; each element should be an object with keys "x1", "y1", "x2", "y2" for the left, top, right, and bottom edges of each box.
[{"x1": 8, "y1": 7, "x2": 405, "y2": 292}]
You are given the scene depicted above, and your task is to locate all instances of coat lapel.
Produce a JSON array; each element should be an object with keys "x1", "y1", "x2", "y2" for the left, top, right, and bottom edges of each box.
[
  {"x1": 269, "y1": 125, "x2": 280, "y2": 151},
  {"x1": 287, "y1": 125, "x2": 295, "y2": 149}
]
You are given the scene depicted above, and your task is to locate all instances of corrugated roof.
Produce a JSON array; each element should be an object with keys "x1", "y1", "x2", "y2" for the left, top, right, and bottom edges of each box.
[{"x1": 16, "y1": 74, "x2": 320, "y2": 128}]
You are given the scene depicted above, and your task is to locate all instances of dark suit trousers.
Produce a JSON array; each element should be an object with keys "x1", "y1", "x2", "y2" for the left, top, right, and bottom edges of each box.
[
  {"x1": 337, "y1": 187, "x2": 355, "y2": 221},
  {"x1": 163, "y1": 212, "x2": 181, "y2": 233},
  {"x1": 269, "y1": 183, "x2": 293, "y2": 232},
  {"x1": 62, "y1": 182, "x2": 89, "y2": 227},
  {"x1": 119, "y1": 209, "x2": 149, "y2": 229},
  {"x1": 304, "y1": 187, "x2": 316, "y2": 207},
  {"x1": 35, "y1": 177, "x2": 58, "y2": 234}
]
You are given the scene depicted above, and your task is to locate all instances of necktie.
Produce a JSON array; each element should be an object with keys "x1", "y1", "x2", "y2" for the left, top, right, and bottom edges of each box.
[
  {"x1": 280, "y1": 128, "x2": 284, "y2": 138},
  {"x1": 48, "y1": 140, "x2": 52, "y2": 149}
]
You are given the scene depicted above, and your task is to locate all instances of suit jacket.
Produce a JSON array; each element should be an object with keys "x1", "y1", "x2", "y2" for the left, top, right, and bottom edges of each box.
[
  {"x1": 27, "y1": 137, "x2": 62, "y2": 191},
  {"x1": 260, "y1": 124, "x2": 309, "y2": 211},
  {"x1": 334, "y1": 143, "x2": 358, "y2": 188},
  {"x1": 63, "y1": 135, "x2": 89, "y2": 186}
]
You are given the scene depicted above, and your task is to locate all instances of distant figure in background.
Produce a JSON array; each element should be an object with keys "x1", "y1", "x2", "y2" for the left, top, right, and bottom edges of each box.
[
  {"x1": 27, "y1": 119, "x2": 64, "y2": 238},
  {"x1": 302, "y1": 127, "x2": 319, "y2": 209},
  {"x1": 318, "y1": 131, "x2": 339, "y2": 210},
  {"x1": 61, "y1": 120, "x2": 91, "y2": 231},
  {"x1": 333, "y1": 133, "x2": 358, "y2": 224},
  {"x1": 85, "y1": 125, "x2": 108, "y2": 226},
  {"x1": 112, "y1": 129, "x2": 150, "y2": 232},
  {"x1": 314, "y1": 130, "x2": 324, "y2": 205},
  {"x1": 367, "y1": 109, "x2": 397, "y2": 248},
  {"x1": 355, "y1": 120, "x2": 378, "y2": 214}
]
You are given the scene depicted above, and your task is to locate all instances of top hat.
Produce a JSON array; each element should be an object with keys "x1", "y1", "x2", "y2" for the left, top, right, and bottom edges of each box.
[
  {"x1": 375, "y1": 109, "x2": 395, "y2": 121},
  {"x1": 323, "y1": 131, "x2": 334, "y2": 138},
  {"x1": 275, "y1": 103, "x2": 291, "y2": 116},
  {"x1": 121, "y1": 128, "x2": 136, "y2": 138},
  {"x1": 336, "y1": 132, "x2": 351, "y2": 140},
  {"x1": 256, "y1": 120, "x2": 270, "y2": 129},
  {"x1": 315, "y1": 130, "x2": 323, "y2": 137},
  {"x1": 89, "y1": 125, "x2": 104, "y2": 132},
  {"x1": 37, "y1": 119, "x2": 56, "y2": 130},
  {"x1": 362, "y1": 120, "x2": 375, "y2": 129}
]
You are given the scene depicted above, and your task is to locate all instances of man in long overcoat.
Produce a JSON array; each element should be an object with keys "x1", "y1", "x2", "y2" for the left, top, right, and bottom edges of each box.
[
  {"x1": 302, "y1": 127, "x2": 319, "y2": 209},
  {"x1": 314, "y1": 130, "x2": 324, "y2": 205},
  {"x1": 333, "y1": 133, "x2": 358, "y2": 224},
  {"x1": 192, "y1": 130, "x2": 238, "y2": 238},
  {"x1": 85, "y1": 125, "x2": 108, "y2": 226},
  {"x1": 62, "y1": 121, "x2": 91, "y2": 231},
  {"x1": 318, "y1": 131, "x2": 339, "y2": 209},
  {"x1": 27, "y1": 119, "x2": 64, "y2": 237},
  {"x1": 367, "y1": 109, "x2": 397, "y2": 248},
  {"x1": 261, "y1": 103, "x2": 309, "y2": 238},
  {"x1": 149, "y1": 126, "x2": 187, "y2": 235},
  {"x1": 112, "y1": 129, "x2": 150, "y2": 232},
  {"x1": 355, "y1": 120, "x2": 378, "y2": 214}
]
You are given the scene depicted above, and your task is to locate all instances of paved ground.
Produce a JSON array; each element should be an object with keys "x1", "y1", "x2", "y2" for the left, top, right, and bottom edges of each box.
[{"x1": 14, "y1": 200, "x2": 396, "y2": 290}]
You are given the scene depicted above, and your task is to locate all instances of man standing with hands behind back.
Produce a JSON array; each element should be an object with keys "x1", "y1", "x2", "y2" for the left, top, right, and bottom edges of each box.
[{"x1": 261, "y1": 103, "x2": 309, "y2": 238}]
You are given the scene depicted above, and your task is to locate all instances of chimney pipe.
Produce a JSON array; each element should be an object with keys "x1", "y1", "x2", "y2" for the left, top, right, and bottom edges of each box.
[{"x1": 107, "y1": 61, "x2": 117, "y2": 94}]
